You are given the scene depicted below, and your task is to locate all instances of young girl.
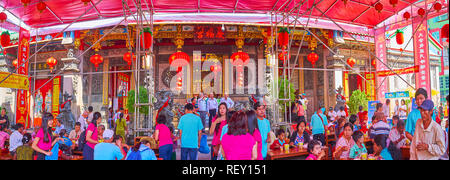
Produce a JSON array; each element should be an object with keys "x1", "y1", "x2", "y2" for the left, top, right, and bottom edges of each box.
[
  {"x1": 289, "y1": 119, "x2": 310, "y2": 148},
  {"x1": 115, "y1": 113, "x2": 128, "y2": 141},
  {"x1": 334, "y1": 123, "x2": 355, "y2": 160},
  {"x1": 373, "y1": 134, "x2": 402, "y2": 160},
  {"x1": 270, "y1": 129, "x2": 288, "y2": 150},
  {"x1": 306, "y1": 139, "x2": 325, "y2": 160},
  {"x1": 31, "y1": 112, "x2": 64, "y2": 160},
  {"x1": 154, "y1": 115, "x2": 173, "y2": 160},
  {"x1": 349, "y1": 131, "x2": 367, "y2": 160},
  {"x1": 14, "y1": 133, "x2": 34, "y2": 160},
  {"x1": 210, "y1": 103, "x2": 228, "y2": 160},
  {"x1": 83, "y1": 112, "x2": 102, "y2": 160}
]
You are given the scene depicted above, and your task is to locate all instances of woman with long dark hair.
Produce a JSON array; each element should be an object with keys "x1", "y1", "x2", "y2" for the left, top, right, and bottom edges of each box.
[
  {"x1": 83, "y1": 112, "x2": 102, "y2": 160},
  {"x1": 32, "y1": 112, "x2": 63, "y2": 160},
  {"x1": 247, "y1": 110, "x2": 263, "y2": 160},
  {"x1": 154, "y1": 115, "x2": 173, "y2": 160},
  {"x1": 209, "y1": 102, "x2": 228, "y2": 160},
  {"x1": 220, "y1": 111, "x2": 257, "y2": 160},
  {"x1": 289, "y1": 118, "x2": 310, "y2": 148}
]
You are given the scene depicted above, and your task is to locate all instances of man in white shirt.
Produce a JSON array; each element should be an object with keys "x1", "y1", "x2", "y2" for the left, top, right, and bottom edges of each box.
[
  {"x1": 393, "y1": 100, "x2": 400, "y2": 117},
  {"x1": 77, "y1": 110, "x2": 89, "y2": 130},
  {"x1": 327, "y1": 107, "x2": 337, "y2": 124},
  {"x1": 220, "y1": 94, "x2": 234, "y2": 109},
  {"x1": 383, "y1": 99, "x2": 391, "y2": 119},
  {"x1": 207, "y1": 93, "x2": 218, "y2": 130},
  {"x1": 9, "y1": 123, "x2": 24, "y2": 156},
  {"x1": 410, "y1": 100, "x2": 445, "y2": 160},
  {"x1": 197, "y1": 92, "x2": 208, "y2": 132},
  {"x1": 389, "y1": 120, "x2": 406, "y2": 149}
]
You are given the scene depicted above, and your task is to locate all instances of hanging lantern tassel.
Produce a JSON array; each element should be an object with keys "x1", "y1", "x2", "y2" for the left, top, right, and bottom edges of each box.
[{"x1": 396, "y1": 29, "x2": 404, "y2": 45}]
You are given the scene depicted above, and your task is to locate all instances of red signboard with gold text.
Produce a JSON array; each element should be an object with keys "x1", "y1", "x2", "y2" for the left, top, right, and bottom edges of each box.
[
  {"x1": 412, "y1": 15, "x2": 431, "y2": 98},
  {"x1": 16, "y1": 28, "x2": 31, "y2": 128}
]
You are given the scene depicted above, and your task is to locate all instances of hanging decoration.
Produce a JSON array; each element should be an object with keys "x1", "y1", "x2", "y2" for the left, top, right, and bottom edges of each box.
[
  {"x1": 371, "y1": 59, "x2": 376, "y2": 67},
  {"x1": 374, "y1": 2, "x2": 383, "y2": 13},
  {"x1": 342, "y1": 0, "x2": 348, "y2": 6},
  {"x1": 433, "y1": 3, "x2": 442, "y2": 12},
  {"x1": 347, "y1": 57, "x2": 356, "y2": 68},
  {"x1": 1, "y1": 31, "x2": 11, "y2": 47},
  {"x1": 395, "y1": 29, "x2": 404, "y2": 45},
  {"x1": 389, "y1": 0, "x2": 398, "y2": 8},
  {"x1": 231, "y1": 51, "x2": 250, "y2": 87},
  {"x1": 90, "y1": 54, "x2": 103, "y2": 71},
  {"x1": 46, "y1": 57, "x2": 57, "y2": 72},
  {"x1": 140, "y1": 27, "x2": 152, "y2": 49},
  {"x1": 442, "y1": 24, "x2": 449, "y2": 42},
  {"x1": 37, "y1": 1, "x2": 47, "y2": 13},
  {"x1": 0, "y1": 12, "x2": 7, "y2": 23},
  {"x1": 21, "y1": 0, "x2": 31, "y2": 7},
  {"x1": 81, "y1": 0, "x2": 91, "y2": 6},
  {"x1": 123, "y1": 52, "x2": 135, "y2": 66},
  {"x1": 278, "y1": 27, "x2": 289, "y2": 49},
  {"x1": 403, "y1": 12, "x2": 411, "y2": 20},
  {"x1": 417, "y1": 8, "x2": 426, "y2": 17},
  {"x1": 278, "y1": 50, "x2": 290, "y2": 65},
  {"x1": 307, "y1": 52, "x2": 319, "y2": 68},
  {"x1": 169, "y1": 51, "x2": 190, "y2": 91},
  {"x1": 12, "y1": 59, "x2": 18, "y2": 68}
]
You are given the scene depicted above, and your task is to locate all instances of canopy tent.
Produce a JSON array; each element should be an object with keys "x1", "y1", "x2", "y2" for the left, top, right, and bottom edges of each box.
[{"x1": 1, "y1": 0, "x2": 447, "y2": 31}]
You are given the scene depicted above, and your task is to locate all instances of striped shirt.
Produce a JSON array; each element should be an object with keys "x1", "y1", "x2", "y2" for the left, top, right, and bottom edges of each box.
[{"x1": 370, "y1": 121, "x2": 390, "y2": 139}]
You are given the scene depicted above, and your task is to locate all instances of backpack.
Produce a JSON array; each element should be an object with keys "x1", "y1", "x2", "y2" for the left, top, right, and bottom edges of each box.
[
  {"x1": 126, "y1": 149, "x2": 149, "y2": 160},
  {"x1": 77, "y1": 131, "x2": 87, "y2": 151}
]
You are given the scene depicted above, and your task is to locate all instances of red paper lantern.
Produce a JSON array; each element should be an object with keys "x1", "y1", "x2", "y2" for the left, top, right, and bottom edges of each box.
[
  {"x1": 169, "y1": 51, "x2": 190, "y2": 67},
  {"x1": 396, "y1": 29, "x2": 404, "y2": 45},
  {"x1": 1, "y1": 31, "x2": 11, "y2": 47},
  {"x1": 433, "y1": 3, "x2": 442, "y2": 12},
  {"x1": 403, "y1": 12, "x2": 411, "y2": 20},
  {"x1": 307, "y1": 52, "x2": 319, "y2": 68},
  {"x1": 418, "y1": 8, "x2": 426, "y2": 17},
  {"x1": 347, "y1": 57, "x2": 356, "y2": 68},
  {"x1": 12, "y1": 59, "x2": 18, "y2": 68},
  {"x1": 441, "y1": 24, "x2": 449, "y2": 39},
  {"x1": 140, "y1": 28, "x2": 152, "y2": 49},
  {"x1": 46, "y1": 57, "x2": 57, "y2": 71},
  {"x1": 81, "y1": 0, "x2": 91, "y2": 6},
  {"x1": 21, "y1": 0, "x2": 31, "y2": 7},
  {"x1": 123, "y1": 52, "x2": 135, "y2": 66},
  {"x1": 371, "y1": 59, "x2": 376, "y2": 67},
  {"x1": 374, "y1": 2, "x2": 383, "y2": 13},
  {"x1": 37, "y1": 2, "x2": 47, "y2": 13},
  {"x1": 389, "y1": 0, "x2": 398, "y2": 8},
  {"x1": 231, "y1": 51, "x2": 250, "y2": 66},
  {"x1": 0, "y1": 12, "x2": 7, "y2": 23},
  {"x1": 90, "y1": 54, "x2": 103, "y2": 71},
  {"x1": 278, "y1": 28, "x2": 289, "y2": 49}
]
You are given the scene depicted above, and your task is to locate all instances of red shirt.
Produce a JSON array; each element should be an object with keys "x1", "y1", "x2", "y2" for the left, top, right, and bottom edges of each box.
[{"x1": 270, "y1": 138, "x2": 288, "y2": 150}]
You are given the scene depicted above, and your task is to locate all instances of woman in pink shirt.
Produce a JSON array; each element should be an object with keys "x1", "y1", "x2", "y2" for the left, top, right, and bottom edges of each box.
[
  {"x1": 209, "y1": 103, "x2": 228, "y2": 160},
  {"x1": 334, "y1": 123, "x2": 355, "y2": 160},
  {"x1": 221, "y1": 111, "x2": 257, "y2": 160},
  {"x1": 154, "y1": 115, "x2": 173, "y2": 160},
  {"x1": 247, "y1": 110, "x2": 263, "y2": 160},
  {"x1": 83, "y1": 112, "x2": 102, "y2": 160},
  {"x1": 32, "y1": 112, "x2": 64, "y2": 160}
]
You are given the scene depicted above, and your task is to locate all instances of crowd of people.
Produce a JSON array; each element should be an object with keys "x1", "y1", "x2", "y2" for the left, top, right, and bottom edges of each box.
[{"x1": 0, "y1": 88, "x2": 448, "y2": 160}]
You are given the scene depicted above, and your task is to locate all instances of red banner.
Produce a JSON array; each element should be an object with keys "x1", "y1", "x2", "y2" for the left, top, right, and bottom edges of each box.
[
  {"x1": 412, "y1": 15, "x2": 431, "y2": 98},
  {"x1": 377, "y1": 65, "x2": 419, "y2": 77},
  {"x1": 375, "y1": 28, "x2": 388, "y2": 102},
  {"x1": 16, "y1": 28, "x2": 31, "y2": 128}
]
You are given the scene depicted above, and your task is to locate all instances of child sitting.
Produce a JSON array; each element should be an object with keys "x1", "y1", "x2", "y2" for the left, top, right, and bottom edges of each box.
[
  {"x1": 270, "y1": 129, "x2": 288, "y2": 150},
  {"x1": 14, "y1": 133, "x2": 34, "y2": 160},
  {"x1": 373, "y1": 134, "x2": 402, "y2": 160},
  {"x1": 349, "y1": 131, "x2": 367, "y2": 160},
  {"x1": 306, "y1": 139, "x2": 326, "y2": 160}
]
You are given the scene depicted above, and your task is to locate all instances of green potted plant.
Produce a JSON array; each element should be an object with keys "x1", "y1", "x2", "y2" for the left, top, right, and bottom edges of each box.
[
  {"x1": 348, "y1": 89, "x2": 369, "y2": 114},
  {"x1": 278, "y1": 78, "x2": 296, "y2": 113}
]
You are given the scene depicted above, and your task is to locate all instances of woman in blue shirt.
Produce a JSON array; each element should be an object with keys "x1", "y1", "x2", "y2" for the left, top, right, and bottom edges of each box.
[{"x1": 405, "y1": 88, "x2": 436, "y2": 141}]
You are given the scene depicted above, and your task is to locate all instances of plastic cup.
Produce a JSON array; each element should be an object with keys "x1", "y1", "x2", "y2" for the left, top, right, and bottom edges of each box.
[
  {"x1": 299, "y1": 142, "x2": 303, "y2": 149},
  {"x1": 361, "y1": 153, "x2": 367, "y2": 160}
]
